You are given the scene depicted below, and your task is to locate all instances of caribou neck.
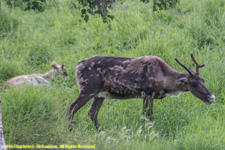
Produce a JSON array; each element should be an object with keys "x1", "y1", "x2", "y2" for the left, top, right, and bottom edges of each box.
[
  {"x1": 41, "y1": 70, "x2": 55, "y2": 81},
  {"x1": 164, "y1": 71, "x2": 190, "y2": 94}
]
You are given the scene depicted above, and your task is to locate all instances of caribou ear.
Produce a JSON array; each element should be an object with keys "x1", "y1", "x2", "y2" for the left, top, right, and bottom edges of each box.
[
  {"x1": 188, "y1": 67, "x2": 195, "y2": 74},
  {"x1": 51, "y1": 61, "x2": 58, "y2": 69},
  {"x1": 175, "y1": 77, "x2": 189, "y2": 85}
]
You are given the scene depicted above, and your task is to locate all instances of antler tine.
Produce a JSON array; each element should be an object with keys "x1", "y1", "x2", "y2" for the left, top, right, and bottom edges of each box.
[
  {"x1": 190, "y1": 53, "x2": 205, "y2": 74},
  {"x1": 175, "y1": 58, "x2": 193, "y2": 75}
]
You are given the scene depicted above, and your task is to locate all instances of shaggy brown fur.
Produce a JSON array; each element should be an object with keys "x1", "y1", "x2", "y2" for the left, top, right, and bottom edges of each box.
[{"x1": 69, "y1": 54, "x2": 215, "y2": 130}]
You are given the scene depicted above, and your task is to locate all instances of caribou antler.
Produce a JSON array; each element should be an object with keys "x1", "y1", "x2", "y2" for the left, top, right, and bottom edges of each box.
[
  {"x1": 175, "y1": 53, "x2": 205, "y2": 75},
  {"x1": 190, "y1": 53, "x2": 205, "y2": 74},
  {"x1": 175, "y1": 58, "x2": 193, "y2": 75}
]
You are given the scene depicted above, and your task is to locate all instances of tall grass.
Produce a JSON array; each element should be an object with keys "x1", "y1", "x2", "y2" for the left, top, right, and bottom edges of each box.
[{"x1": 0, "y1": 0, "x2": 225, "y2": 149}]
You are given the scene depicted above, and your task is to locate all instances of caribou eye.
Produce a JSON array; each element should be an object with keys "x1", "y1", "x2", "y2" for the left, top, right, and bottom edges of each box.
[{"x1": 192, "y1": 82, "x2": 198, "y2": 87}]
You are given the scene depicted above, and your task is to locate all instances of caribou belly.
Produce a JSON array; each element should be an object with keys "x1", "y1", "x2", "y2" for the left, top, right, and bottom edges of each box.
[
  {"x1": 96, "y1": 91, "x2": 140, "y2": 99},
  {"x1": 165, "y1": 91, "x2": 185, "y2": 97}
]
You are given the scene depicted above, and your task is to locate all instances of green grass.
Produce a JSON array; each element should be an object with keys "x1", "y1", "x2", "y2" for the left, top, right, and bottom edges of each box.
[{"x1": 0, "y1": 0, "x2": 225, "y2": 149}]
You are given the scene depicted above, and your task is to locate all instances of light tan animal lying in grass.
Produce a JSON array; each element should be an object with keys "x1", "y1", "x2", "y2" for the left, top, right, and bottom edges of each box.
[{"x1": 3, "y1": 61, "x2": 68, "y2": 90}]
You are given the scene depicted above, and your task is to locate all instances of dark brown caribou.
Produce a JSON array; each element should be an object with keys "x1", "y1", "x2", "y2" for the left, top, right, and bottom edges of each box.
[{"x1": 68, "y1": 54, "x2": 215, "y2": 131}]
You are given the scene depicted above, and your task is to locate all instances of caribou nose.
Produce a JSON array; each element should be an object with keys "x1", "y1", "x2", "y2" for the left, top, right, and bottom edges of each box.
[{"x1": 207, "y1": 95, "x2": 215, "y2": 102}]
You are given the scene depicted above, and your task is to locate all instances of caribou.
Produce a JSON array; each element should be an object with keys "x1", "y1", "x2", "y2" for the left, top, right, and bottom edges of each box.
[
  {"x1": 68, "y1": 54, "x2": 215, "y2": 131},
  {"x1": 3, "y1": 61, "x2": 68, "y2": 90}
]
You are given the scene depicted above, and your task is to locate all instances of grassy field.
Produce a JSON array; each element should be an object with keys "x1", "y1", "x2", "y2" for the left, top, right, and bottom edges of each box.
[{"x1": 0, "y1": 0, "x2": 225, "y2": 149}]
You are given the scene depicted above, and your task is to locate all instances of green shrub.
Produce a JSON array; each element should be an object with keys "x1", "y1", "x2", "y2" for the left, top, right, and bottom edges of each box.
[
  {"x1": 6, "y1": 0, "x2": 46, "y2": 11},
  {"x1": 153, "y1": 0, "x2": 180, "y2": 11},
  {"x1": 77, "y1": 0, "x2": 115, "y2": 23},
  {"x1": 24, "y1": 0, "x2": 46, "y2": 12}
]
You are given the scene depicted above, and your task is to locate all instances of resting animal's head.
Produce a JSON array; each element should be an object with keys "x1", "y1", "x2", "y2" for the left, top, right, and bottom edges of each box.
[{"x1": 51, "y1": 61, "x2": 68, "y2": 76}]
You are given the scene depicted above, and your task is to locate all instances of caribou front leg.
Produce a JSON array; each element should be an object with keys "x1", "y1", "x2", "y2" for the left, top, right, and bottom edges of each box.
[
  {"x1": 142, "y1": 95, "x2": 148, "y2": 116},
  {"x1": 142, "y1": 92, "x2": 154, "y2": 121},
  {"x1": 146, "y1": 94, "x2": 154, "y2": 121}
]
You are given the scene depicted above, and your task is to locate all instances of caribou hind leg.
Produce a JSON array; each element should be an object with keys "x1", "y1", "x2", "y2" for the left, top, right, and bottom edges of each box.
[
  {"x1": 88, "y1": 97, "x2": 104, "y2": 130},
  {"x1": 68, "y1": 88, "x2": 99, "y2": 131}
]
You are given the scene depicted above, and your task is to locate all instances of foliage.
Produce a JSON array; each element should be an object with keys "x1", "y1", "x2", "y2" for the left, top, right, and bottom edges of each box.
[
  {"x1": 77, "y1": 0, "x2": 180, "y2": 23},
  {"x1": 152, "y1": 0, "x2": 180, "y2": 11},
  {"x1": 24, "y1": 0, "x2": 46, "y2": 11},
  {"x1": 0, "y1": 0, "x2": 225, "y2": 149},
  {"x1": 77, "y1": 0, "x2": 116, "y2": 23},
  {"x1": 6, "y1": 0, "x2": 46, "y2": 11}
]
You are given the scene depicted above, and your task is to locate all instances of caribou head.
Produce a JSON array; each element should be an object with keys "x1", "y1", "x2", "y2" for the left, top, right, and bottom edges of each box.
[
  {"x1": 175, "y1": 54, "x2": 215, "y2": 105},
  {"x1": 51, "y1": 61, "x2": 68, "y2": 76}
]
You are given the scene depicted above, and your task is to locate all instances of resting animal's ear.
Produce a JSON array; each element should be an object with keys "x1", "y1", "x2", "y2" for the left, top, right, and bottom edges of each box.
[
  {"x1": 61, "y1": 64, "x2": 64, "y2": 69},
  {"x1": 175, "y1": 77, "x2": 189, "y2": 85},
  {"x1": 51, "y1": 61, "x2": 58, "y2": 69}
]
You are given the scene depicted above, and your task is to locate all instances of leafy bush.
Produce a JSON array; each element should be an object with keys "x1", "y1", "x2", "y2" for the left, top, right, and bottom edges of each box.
[
  {"x1": 6, "y1": 0, "x2": 46, "y2": 11},
  {"x1": 152, "y1": 0, "x2": 180, "y2": 11},
  {"x1": 24, "y1": 0, "x2": 46, "y2": 12},
  {"x1": 78, "y1": 0, "x2": 180, "y2": 23},
  {"x1": 77, "y1": 0, "x2": 115, "y2": 23}
]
